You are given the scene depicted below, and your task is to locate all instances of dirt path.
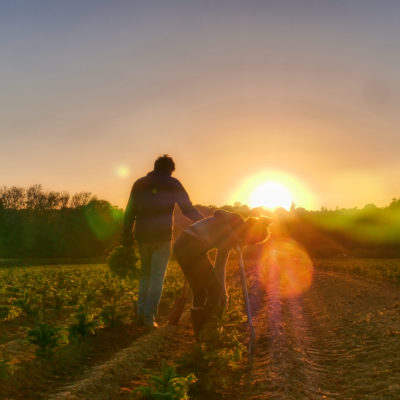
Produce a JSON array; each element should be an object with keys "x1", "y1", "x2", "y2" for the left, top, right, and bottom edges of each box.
[{"x1": 244, "y1": 269, "x2": 400, "y2": 400}]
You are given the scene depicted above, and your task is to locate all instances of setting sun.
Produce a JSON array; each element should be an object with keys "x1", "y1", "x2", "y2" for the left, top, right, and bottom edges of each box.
[
  {"x1": 230, "y1": 170, "x2": 316, "y2": 210},
  {"x1": 249, "y1": 181, "x2": 293, "y2": 210}
]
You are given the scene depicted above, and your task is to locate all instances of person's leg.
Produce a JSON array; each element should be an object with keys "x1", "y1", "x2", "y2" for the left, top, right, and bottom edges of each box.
[
  {"x1": 190, "y1": 255, "x2": 222, "y2": 309},
  {"x1": 188, "y1": 255, "x2": 222, "y2": 339},
  {"x1": 143, "y1": 241, "x2": 171, "y2": 326},
  {"x1": 137, "y1": 242, "x2": 152, "y2": 319},
  {"x1": 174, "y1": 234, "x2": 223, "y2": 338},
  {"x1": 174, "y1": 234, "x2": 209, "y2": 307}
]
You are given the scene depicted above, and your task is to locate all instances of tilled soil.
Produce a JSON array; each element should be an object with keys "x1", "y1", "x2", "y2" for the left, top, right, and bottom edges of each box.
[
  {"x1": 244, "y1": 269, "x2": 400, "y2": 400},
  {"x1": 5, "y1": 265, "x2": 400, "y2": 400}
]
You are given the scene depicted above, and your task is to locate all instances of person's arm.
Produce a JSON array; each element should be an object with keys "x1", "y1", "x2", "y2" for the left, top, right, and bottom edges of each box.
[
  {"x1": 121, "y1": 183, "x2": 136, "y2": 246},
  {"x1": 174, "y1": 180, "x2": 203, "y2": 222}
]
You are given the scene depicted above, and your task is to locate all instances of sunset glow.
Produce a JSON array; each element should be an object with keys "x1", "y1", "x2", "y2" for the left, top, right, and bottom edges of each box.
[
  {"x1": 249, "y1": 181, "x2": 293, "y2": 210},
  {"x1": 231, "y1": 171, "x2": 316, "y2": 210},
  {"x1": 2, "y1": 1, "x2": 400, "y2": 210}
]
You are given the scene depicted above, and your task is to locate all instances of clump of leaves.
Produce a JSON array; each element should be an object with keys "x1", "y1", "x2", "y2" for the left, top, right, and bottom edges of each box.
[
  {"x1": 199, "y1": 308, "x2": 245, "y2": 368},
  {"x1": 27, "y1": 323, "x2": 65, "y2": 357},
  {"x1": 134, "y1": 360, "x2": 197, "y2": 400},
  {"x1": 51, "y1": 288, "x2": 69, "y2": 311},
  {"x1": 107, "y1": 245, "x2": 139, "y2": 280},
  {"x1": 100, "y1": 301, "x2": 124, "y2": 327},
  {"x1": 0, "y1": 360, "x2": 13, "y2": 380},
  {"x1": 68, "y1": 306, "x2": 98, "y2": 342},
  {"x1": 13, "y1": 291, "x2": 40, "y2": 317},
  {"x1": 0, "y1": 305, "x2": 10, "y2": 320}
]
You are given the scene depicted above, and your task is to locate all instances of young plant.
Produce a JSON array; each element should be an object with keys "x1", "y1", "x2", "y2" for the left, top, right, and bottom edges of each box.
[
  {"x1": 100, "y1": 301, "x2": 123, "y2": 327},
  {"x1": 134, "y1": 361, "x2": 197, "y2": 400},
  {"x1": 68, "y1": 306, "x2": 98, "y2": 342},
  {"x1": 0, "y1": 305, "x2": 10, "y2": 320},
  {"x1": 0, "y1": 360, "x2": 12, "y2": 380},
  {"x1": 13, "y1": 291, "x2": 40, "y2": 317},
  {"x1": 27, "y1": 323, "x2": 64, "y2": 357}
]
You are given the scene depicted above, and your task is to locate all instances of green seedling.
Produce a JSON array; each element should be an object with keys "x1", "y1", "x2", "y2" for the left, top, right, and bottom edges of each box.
[
  {"x1": 134, "y1": 360, "x2": 197, "y2": 400},
  {"x1": 68, "y1": 306, "x2": 98, "y2": 341},
  {"x1": 0, "y1": 360, "x2": 13, "y2": 380},
  {"x1": 27, "y1": 323, "x2": 65, "y2": 357}
]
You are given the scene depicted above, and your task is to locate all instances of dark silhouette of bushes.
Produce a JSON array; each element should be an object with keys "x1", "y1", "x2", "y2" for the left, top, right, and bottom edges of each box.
[
  {"x1": 0, "y1": 185, "x2": 123, "y2": 259},
  {"x1": 1, "y1": 185, "x2": 400, "y2": 259}
]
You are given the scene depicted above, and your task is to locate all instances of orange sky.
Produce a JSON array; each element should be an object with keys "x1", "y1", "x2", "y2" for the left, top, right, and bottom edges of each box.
[{"x1": 1, "y1": 2, "x2": 400, "y2": 210}]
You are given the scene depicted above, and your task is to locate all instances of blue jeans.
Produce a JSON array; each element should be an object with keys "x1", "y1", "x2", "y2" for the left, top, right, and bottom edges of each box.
[{"x1": 137, "y1": 241, "x2": 171, "y2": 324}]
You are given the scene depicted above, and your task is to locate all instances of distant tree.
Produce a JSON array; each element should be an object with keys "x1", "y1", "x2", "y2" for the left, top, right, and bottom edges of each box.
[
  {"x1": 46, "y1": 191, "x2": 62, "y2": 210},
  {"x1": 389, "y1": 198, "x2": 400, "y2": 209},
  {"x1": 0, "y1": 186, "x2": 26, "y2": 209},
  {"x1": 71, "y1": 192, "x2": 92, "y2": 208},
  {"x1": 26, "y1": 184, "x2": 47, "y2": 211},
  {"x1": 59, "y1": 192, "x2": 70, "y2": 208}
]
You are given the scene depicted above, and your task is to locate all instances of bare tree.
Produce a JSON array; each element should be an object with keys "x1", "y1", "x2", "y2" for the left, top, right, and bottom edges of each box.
[
  {"x1": 46, "y1": 191, "x2": 63, "y2": 209},
  {"x1": 70, "y1": 192, "x2": 92, "y2": 208},
  {"x1": 0, "y1": 186, "x2": 26, "y2": 209},
  {"x1": 59, "y1": 191, "x2": 70, "y2": 208},
  {"x1": 26, "y1": 184, "x2": 47, "y2": 211}
]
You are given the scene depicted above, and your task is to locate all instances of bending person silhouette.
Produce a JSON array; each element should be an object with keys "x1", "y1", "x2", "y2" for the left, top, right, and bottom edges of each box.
[{"x1": 173, "y1": 209, "x2": 271, "y2": 338}]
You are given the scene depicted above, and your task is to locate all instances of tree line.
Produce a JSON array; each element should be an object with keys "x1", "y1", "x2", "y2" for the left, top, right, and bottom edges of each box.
[
  {"x1": 1, "y1": 185, "x2": 400, "y2": 260},
  {"x1": 0, "y1": 185, "x2": 123, "y2": 259}
]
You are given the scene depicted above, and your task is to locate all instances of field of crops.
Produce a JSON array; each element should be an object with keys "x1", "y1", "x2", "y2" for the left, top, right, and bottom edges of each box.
[
  {"x1": 1, "y1": 256, "x2": 400, "y2": 399},
  {"x1": 0, "y1": 262, "x2": 187, "y2": 399}
]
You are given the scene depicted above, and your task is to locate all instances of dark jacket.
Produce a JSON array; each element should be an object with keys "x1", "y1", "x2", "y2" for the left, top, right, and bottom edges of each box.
[{"x1": 123, "y1": 171, "x2": 203, "y2": 243}]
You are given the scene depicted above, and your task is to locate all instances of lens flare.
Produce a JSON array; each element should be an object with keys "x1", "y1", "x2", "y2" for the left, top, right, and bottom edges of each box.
[
  {"x1": 115, "y1": 165, "x2": 130, "y2": 178},
  {"x1": 260, "y1": 238, "x2": 313, "y2": 298}
]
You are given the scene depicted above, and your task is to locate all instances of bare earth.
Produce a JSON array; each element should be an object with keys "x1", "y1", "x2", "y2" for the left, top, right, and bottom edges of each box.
[{"x1": 244, "y1": 268, "x2": 400, "y2": 400}]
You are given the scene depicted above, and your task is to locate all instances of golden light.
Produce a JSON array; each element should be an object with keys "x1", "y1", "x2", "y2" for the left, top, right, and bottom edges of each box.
[
  {"x1": 115, "y1": 165, "x2": 130, "y2": 178},
  {"x1": 249, "y1": 181, "x2": 293, "y2": 210},
  {"x1": 230, "y1": 170, "x2": 315, "y2": 210}
]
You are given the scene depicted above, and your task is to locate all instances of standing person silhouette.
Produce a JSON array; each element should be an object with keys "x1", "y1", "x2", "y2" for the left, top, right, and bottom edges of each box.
[{"x1": 122, "y1": 155, "x2": 203, "y2": 329}]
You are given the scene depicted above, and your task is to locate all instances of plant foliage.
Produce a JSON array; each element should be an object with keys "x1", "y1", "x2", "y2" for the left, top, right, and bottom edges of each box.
[
  {"x1": 134, "y1": 360, "x2": 197, "y2": 400},
  {"x1": 68, "y1": 306, "x2": 98, "y2": 342},
  {"x1": 27, "y1": 322, "x2": 64, "y2": 357},
  {"x1": 107, "y1": 245, "x2": 139, "y2": 279}
]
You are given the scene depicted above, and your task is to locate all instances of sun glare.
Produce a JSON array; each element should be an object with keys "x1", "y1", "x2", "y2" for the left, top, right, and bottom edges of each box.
[
  {"x1": 230, "y1": 170, "x2": 315, "y2": 210},
  {"x1": 250, "y1": 181, "x2": 293, "y2": 210}
]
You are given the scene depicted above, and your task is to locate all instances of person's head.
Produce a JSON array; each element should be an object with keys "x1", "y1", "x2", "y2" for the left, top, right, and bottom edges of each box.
[
  {"x1": 154, "y1": 154, "x2": 175, "y2": 175},
  {"x1": 240, "y1": 216, "x2": 272, "y2": 245}
]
